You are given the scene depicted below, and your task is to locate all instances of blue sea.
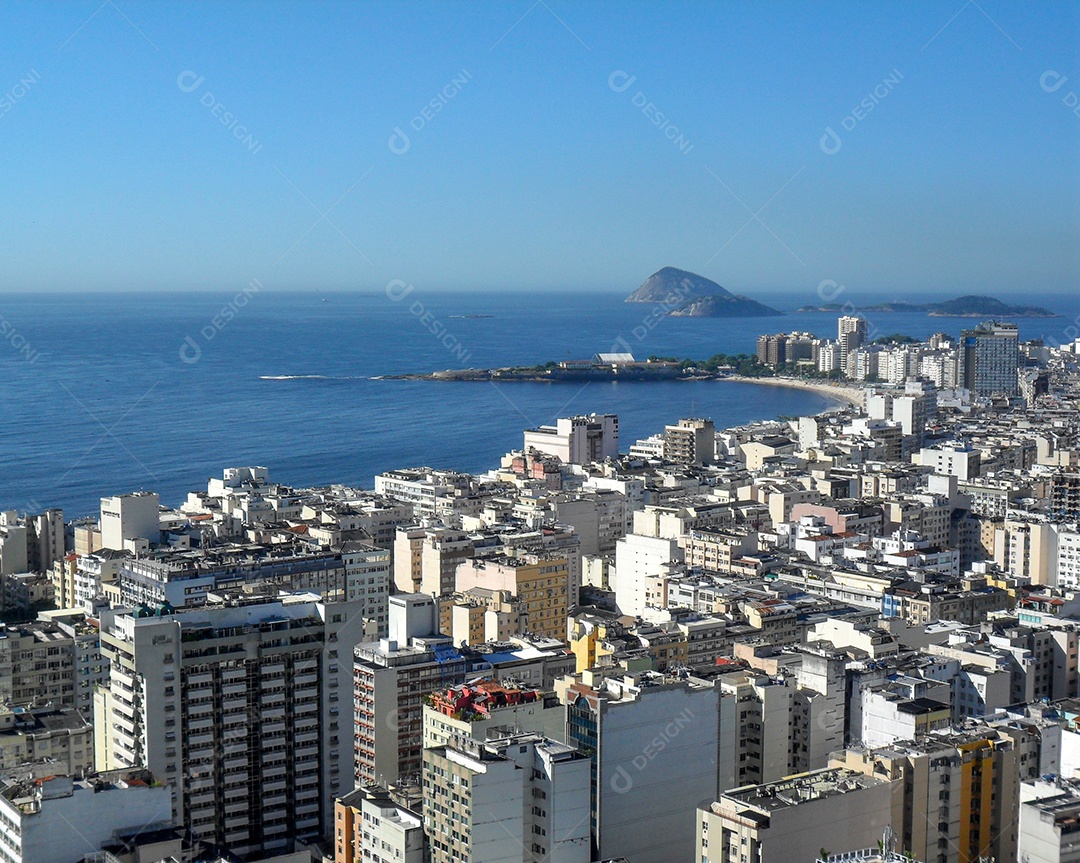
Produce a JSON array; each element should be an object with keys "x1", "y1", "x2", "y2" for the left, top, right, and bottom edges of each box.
[{"x1": 1, "y1": 288, "x2": 1078, "y2": 518}]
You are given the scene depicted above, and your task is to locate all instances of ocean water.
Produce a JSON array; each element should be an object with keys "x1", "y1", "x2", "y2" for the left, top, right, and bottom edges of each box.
[{"x1": 1, "y1": 288, "x2": 1078, "y2": 518}]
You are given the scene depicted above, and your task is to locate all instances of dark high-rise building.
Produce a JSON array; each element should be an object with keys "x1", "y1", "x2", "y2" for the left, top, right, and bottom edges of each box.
[
  {"x1": 1051, "y1": 472, "x2": 1080, "y2": 522},
  {"x1": 961, "y1": 320, "x2": 1019, "y2": 396},
  {"x1": 757, "y1": 334, "x2": 788, "y2": 367}
]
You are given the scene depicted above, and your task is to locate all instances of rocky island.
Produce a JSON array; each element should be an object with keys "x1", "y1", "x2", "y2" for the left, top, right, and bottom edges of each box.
[
  {"x1": 627, "y1": 267, "x2": 783, "y2": 317},
  {"x1": 797, "y1": 294, "x2": 1058, "y2": 318}
]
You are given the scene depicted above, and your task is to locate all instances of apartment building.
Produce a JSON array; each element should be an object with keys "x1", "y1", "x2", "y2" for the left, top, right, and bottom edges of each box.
[
  {"x1": 836, "y1": 727, "x2": 1029, "y2": 863},
  {"x1": 334, "y1": 784, "x2": 424, "y2": 863},
  {"x1": 353, "y1": 594, "x2": 468, "y2": 786},
  {"x1": 961, "y1": 320, "x2": 1019, "y2": 397},
  {"x1": 99, "y1": 492, "x2": 161, "y2": 551},
  {"x1": 422, "y1": 732, "x2": 590, "y2": 863},
  {"x1": 0, "y1": 771, "x2": 172, "y2": 863},
  {"x1": 96, "y1": 593, "x2": 364, "y2": 858},
  {"x1": 0, "y1": 619, "x2": 93, "y2": 711},
  {"x1": 522, "y1": 414, "x2": 619, "y2": 464},
  {"x1": 1019, "y1": 779, "x2": 1080, "y2": 863},
  {"x1": 115, "y1": 543, "x2": 350, "y2": 608},
  {"x1": 697, "y1": 768, "x2": 894, "y2": 863},
  {"x1": 1051, "y1": 472, "x2": 1080, "y2": 522},
  {"x1": 422, "y1": 678, "x2": 566, "y2": 749},
  {"x1": 341, "y1": 541, "x2": 392, "y2": 637},
  {"x1": 664, "y1": 418, "x2": 717, "y2": 465},
  {"x1": 562, "y1": 670, "x2": 722, "y2": 863},
  {"x1": 455, "y1": 554, "x2": 569, "y2": 641},
  {"x1": 0, "y1": 705, "x2": 92, "y2": 777}
]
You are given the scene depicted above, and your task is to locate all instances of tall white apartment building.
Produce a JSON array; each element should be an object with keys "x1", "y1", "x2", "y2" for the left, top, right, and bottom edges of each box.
[
  {"x1": 838, "y1": 316, "x2": 868, "y2": 367},
  {"x1": 423, "y1": 732, "x2": 591, "y2": 863},
  {"x1": 1056, "y1": 526, "x2": 1080, "y2": 589},
  {"x1": 73, "y1": 550, "x2": 128, "y2": 611},
  {"x1": 0, "y1": 514, "x2": 27, "y2": 577},
  {"x1": 918, "y1": 445, "x2": 981, "y2": 480},
  {"x1": 563, "y1": 671, "x2": 723, "y2": 863},
  {"x1": 100, "y1": 492, "x2": 160, "y2": 551},
  {"x1": 817, "y1": 340, "x2": 841, "y2": 373},
  {"x1": 612, "y1": 532, "x2": 683, "y2": 616},
  {"x1": 341, "y1": 541, "x2": 392, "y2": 636},
  {"x1": 523, "y1": 414, "x2": 619, "y2": 464},
  {"x1": 96, "y1": 593, "x2": 365, "y2": 858}
]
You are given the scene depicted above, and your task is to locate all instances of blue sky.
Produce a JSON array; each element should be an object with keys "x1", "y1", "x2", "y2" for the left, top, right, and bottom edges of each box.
[{"x1": 1, "y1": 1, "x2": 1077, "y2": 295}]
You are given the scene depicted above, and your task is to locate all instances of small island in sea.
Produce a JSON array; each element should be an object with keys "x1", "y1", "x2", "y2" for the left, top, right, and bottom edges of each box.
[
  {"x1": 626, "y1": 267, "x2": 783, "y2": 317},
  {"x1": 797, "y1": 294, "x2": 1058, "y2": 318},
  {"x1": 381, "y1": 350, "x2": 864, "y2": 407}
]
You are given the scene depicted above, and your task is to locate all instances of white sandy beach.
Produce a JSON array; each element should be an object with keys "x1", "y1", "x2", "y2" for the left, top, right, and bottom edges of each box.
[{"x1": 721, "y1": 375, "x2": 866, "y2": 409}]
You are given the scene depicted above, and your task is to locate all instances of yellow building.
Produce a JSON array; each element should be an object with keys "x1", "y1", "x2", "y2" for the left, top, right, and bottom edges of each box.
[
  {"x1": 455, "y1": 553, "x2": 569, "y2": 641},
  {"x1": 833, "y1": 727, "x2": 1027, "y2": 863},
  {"x1": 569, "y1": 615, "x2": 617, "y2": 673}
]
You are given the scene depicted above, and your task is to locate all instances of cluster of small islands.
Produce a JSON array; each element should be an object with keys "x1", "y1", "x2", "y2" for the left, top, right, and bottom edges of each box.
[{"x1": 626, "y1": 267, "x2": 1058, "y2": 319}]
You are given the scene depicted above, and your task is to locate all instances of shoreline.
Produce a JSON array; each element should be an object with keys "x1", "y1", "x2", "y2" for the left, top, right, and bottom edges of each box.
[
  {"x1": 382, "y1": 368, "x2": 866, "y2": 412},
  {"x1": 721, "y1": 375, "x2": 866, "y2": 409}
]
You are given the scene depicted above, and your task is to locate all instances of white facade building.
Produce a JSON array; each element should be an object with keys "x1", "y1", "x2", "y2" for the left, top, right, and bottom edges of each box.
[
  {"x1": 698, "y1": 768, "x2": 895, "y2": 863},
  {"x1": 523, "y1": 414, "x2": 619, "y2": 464},
  {"x1": 612, "y1": 533, "x2": 683, "y2": 616},
  {"x1": 100, "y1": 492, "x2": 160, "y2": 551},
  {"x1": 0, "y1": 773, "x2": 172, "y2": 863}
]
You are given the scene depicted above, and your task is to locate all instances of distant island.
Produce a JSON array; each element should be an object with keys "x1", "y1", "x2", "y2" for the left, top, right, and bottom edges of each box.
[
  {"x1": 626, "y1": 267, "x2": 783, "y2": 317},
  {"x1": 797, "y1": 294, "x2": 1058, "y2": 318}
]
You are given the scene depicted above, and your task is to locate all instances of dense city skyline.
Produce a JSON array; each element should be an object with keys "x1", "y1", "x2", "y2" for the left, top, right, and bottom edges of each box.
[{"x1": 5, "y1": 4, "x2": 1080, "y2": 863}]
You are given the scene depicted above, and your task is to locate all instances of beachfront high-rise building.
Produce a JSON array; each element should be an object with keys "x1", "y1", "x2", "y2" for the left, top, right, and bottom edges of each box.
[
  {"x1": 756, "y1": 332, "x2": 815, "y2": 369},
  {"x1": 523, "y1": 414, "x2": 619, "y2": 464},
  {"x1": 816, "y1": 340, "x2": 841, "y2": 373},
  {"x1": 96, "y1": 592, "x2": 365, "y2": 858},
  {"x1": 757, "y1": 333, "x2": 788, "y2": 367},
  {"x1": 961, "y1": 320, "x2": 1019, "y2": 396},
  {"x1": 838, "y1": 315, "x2": 869, "y2": 367}
]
